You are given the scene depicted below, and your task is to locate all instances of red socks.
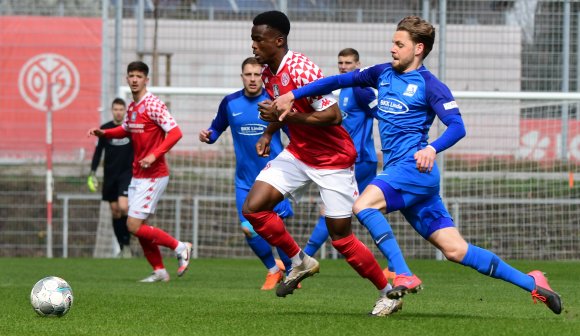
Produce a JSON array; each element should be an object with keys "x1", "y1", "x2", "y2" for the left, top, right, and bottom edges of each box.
[
  {"x1": 332, "y1": 233, "x2": 387, "y2": 290},
  {"x1": 134, "y1": 225, "x2": 179, "y2": 250},
  {"x1": 138, "y1": 236, "x2": 164, "y2": 270},
  {"x1": 243, "y1": 210, "x2": 300, "y2": 257}
]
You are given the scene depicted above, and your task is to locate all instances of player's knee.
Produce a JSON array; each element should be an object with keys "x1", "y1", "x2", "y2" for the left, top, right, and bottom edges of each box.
[
  {"x1": 125, "y1": 218, "x2": 141, "y2": 234},
  {"x1": 352, "y1": 197, "x2": 374, "y2": 215},
  {"x1": 441, "y1": 243, "x2": 468, "y2": 263},
  {"x1": 241, "y1": 200, "x2": 254, "y2": 216},
  {"x1": 352, "y1": 201, "x2": 365, "y2": 215}
]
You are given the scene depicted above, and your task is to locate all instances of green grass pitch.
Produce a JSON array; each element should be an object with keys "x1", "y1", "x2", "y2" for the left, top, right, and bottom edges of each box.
[{"x1": 0, "y1": 258, "x2": 578, "y2": 336}]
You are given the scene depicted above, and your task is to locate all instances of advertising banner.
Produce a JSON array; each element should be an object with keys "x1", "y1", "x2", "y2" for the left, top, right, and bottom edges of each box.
[{"x1": 0, "y1": 16, "x2": 102, "y2": 161}]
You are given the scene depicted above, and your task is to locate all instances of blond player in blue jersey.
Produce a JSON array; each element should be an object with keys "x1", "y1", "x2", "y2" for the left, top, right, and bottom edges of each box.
[{"x1": 275, "y1": 16, "x2": 562, "y2": 315}]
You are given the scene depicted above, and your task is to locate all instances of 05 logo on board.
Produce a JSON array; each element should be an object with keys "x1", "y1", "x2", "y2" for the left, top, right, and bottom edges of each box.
[{"x1": 18, "y1": 53, "x2": 80, "y2": 112}]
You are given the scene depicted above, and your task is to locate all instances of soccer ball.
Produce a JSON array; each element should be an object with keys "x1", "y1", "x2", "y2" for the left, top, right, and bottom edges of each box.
[{"x1": 30, "y1": 276, "x2": 74, "y2": 317}]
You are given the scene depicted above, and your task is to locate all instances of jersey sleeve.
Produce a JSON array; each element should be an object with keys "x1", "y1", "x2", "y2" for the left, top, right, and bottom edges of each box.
[
  {"x1": 425, "y1": 79, "x2": 460, "y2": 119},
  {"x1": 351, "y1": 63, "x2": 388, "y2": 88},
  {"x1": 292, "y1": 63, "x2": 387, "y2": 101},
  {"x1": 207, "y1": 96, "x2": 230, "y2": 143},
  {"x1": 424, "y1": 76, "x2": 466, "y2": 152},
  {"x1": 290, "y1": 57, "x2": 336, "y2": 111},
  {"x1": 147, "y1": 99, "x2": 178, "y2": 132}
]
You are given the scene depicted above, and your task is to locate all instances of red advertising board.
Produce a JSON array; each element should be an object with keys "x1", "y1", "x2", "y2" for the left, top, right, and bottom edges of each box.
[
  {"x1": 519, "y1": 119, "x2": 580, "y2": 162},
  {"x1": 0, "y1": 16, "x2": 101, "y2": 161}
]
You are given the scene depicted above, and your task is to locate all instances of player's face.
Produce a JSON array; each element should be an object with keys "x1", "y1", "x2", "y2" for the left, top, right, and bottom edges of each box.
[
  {"x1": 251, "y1": 25, "x2": 282, "y2": 65},
  {"x1": 126, "y1": 70, "x2": 149, "y2": 95},
  {"x1": 111, "y1": 103, "x2": 126, "y2": 124},
  {"x1": 390, "y1": 30, "x2": 424, "y2": 73},
  {"x1": 241, "y1": 63, "x2": 263, "y2": 97},
  {"x1": 337, "y1": 55, "x2": 359, "y2": 74}
]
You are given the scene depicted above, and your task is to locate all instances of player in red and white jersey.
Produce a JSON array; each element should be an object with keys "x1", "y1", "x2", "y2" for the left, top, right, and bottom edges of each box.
[
  {"x1": 124, "y1": 91, "x2": 178, "y2": 179},
  {"x1": 260, "y1": 50, "x2": 355, "y2": 168},
  {"x1": 88, "y1": 61, "x2": 192, "y2": 283},
  {"x1": 242, "y1": 11, "x2": 399, "y2": 316}
]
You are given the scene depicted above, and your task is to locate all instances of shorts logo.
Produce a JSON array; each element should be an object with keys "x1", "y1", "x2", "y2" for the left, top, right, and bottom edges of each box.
[
  {"x1": 263, "y1": 162, "x2": 271, "y2": 170},
  {"x1": 281, "y1": 73, "x2": 290, "y2": 86},
  {"x1": 403, "y1": 84, "x2": 418, "y2": 97}
]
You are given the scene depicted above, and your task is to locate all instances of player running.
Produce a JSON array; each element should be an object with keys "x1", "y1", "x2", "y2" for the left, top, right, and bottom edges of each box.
[
  {"x1": 274, "y1": 16, "x2": 562, "y2": 315},
  {"x1": 242, "y1": 11, "x2": 400, "y2": 316}
]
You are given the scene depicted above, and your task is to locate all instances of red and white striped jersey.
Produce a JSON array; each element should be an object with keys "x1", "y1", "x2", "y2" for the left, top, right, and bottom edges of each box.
[
  {"x1": 123, "y1": 92, "x2": 178, "y2": 178},
  {"x1": 262, "y1": 50, "x2": 356, "y2": 169}
]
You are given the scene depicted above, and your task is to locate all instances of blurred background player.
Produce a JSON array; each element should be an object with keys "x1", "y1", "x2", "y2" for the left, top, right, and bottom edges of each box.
[
  {"x1": 88, "y1": 97, "x2": 133, "y2": 258},
  {"x1": 302, "y1": 48, "x2": 395, "y2": 281},
  {"x1": 243, "y1": 11, "x2": 399, "y2": 316},
  {"x1": 88, "y1": 61, "x2": 192, "y2": 283},
  {"x1": 199, "y1": 56, "x2": 292, "y2": 290},
  {"x1": 275, "y1": 16, "x2": 562, "y2": 315}
]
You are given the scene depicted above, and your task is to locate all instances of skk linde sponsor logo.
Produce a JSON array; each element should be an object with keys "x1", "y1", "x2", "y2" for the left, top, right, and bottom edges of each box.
[
  {"x1": 378, "y1": 98, "x2": 409, "y2": 114},
  {"x1": 238, "y1": 124, "x2": 267, "y2": 136}
]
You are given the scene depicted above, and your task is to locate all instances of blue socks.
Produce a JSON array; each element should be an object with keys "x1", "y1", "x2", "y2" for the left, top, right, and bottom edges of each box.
[
  {"x1": 460, "y1": 244, "x2": 535, "y2": 292},
  {"x1": 246, "y1": 235, "x2": 276, "y2": 269},
  {"x1": 356, "y1": 208, "x2": 410, "y2": 275},
  {"x1": 304, "y1": 216, "x2": 328, "y2": 256}
]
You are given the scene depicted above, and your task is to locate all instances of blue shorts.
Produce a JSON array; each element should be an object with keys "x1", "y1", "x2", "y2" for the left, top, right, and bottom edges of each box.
[
  {"x1": 235, "y1": 187, "x2": 294, "y2": 224},
  {"x1": 355, "y1": 160, "x2": 378, "y2": 192},
  {"x1": 369, "y1": 159, "x2": 454, "y2": 239}
]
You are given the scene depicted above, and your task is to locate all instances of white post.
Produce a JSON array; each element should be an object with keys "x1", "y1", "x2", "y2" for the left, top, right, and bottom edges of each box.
[{"x1": 46, "y1": 83, "x2": 54, "y2": 258}]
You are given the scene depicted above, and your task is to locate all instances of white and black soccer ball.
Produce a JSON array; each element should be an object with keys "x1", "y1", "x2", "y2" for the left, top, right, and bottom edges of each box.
[{"x1": 30, "y1": 276, "x2": 74, "y2": 317}]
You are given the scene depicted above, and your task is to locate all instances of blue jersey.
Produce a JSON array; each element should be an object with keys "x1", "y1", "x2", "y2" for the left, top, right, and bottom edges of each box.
[
  {"x1": 206, "y1": 89, "x2": 285, "y2": 190},
  {"x1": 352, "y1": 64, "x2": 460, "y2": 167},
  {"x1": 339, "y1": 86, "x2": 378, "y2": 164}
]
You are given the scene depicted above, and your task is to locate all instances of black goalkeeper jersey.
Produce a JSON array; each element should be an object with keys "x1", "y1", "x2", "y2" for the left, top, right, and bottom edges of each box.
[{"x1": 90, "y1": 120, "x2": 133, "y2": 176}]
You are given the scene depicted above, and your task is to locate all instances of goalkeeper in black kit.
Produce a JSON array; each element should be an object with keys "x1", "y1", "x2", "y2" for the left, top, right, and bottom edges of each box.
[{"x1": 88, "y1": 98, "x2": 134, "y2": 257}]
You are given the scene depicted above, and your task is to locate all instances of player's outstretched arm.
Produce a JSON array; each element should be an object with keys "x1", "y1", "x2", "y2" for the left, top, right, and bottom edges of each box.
[{"x1": 279, "y1": 103, "x2": 342, "y2": 126}]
